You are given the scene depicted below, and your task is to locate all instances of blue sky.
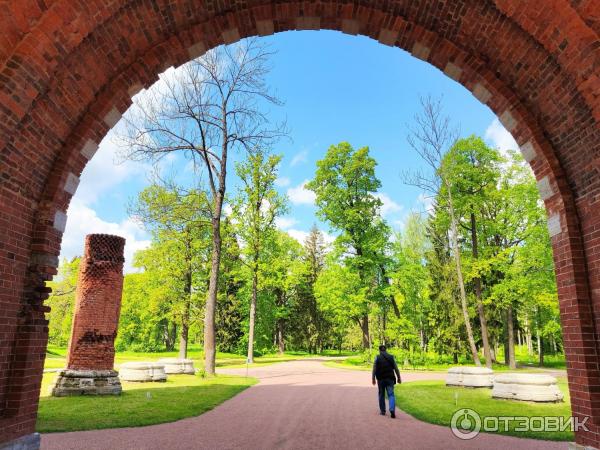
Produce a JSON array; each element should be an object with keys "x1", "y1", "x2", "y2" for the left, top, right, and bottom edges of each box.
[{"x1": 61, "y1": 30, "x2": 517, "y2": 272}]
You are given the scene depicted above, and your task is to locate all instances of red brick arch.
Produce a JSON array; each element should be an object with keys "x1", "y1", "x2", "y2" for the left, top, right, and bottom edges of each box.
[{"x1": 0, "y1": 1, "x2": 598, "y2": 448}]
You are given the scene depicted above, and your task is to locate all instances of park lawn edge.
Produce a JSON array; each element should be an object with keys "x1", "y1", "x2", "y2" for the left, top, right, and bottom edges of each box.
[
  {"x1": 37, "y1": 373, "x2": 258, "y2": 433},
  {"x1": 395, "y1": 380, "x2": 573, "y2": 442}
]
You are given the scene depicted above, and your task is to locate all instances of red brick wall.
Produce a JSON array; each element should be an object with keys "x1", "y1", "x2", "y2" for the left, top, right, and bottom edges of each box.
[
  {"x1": 0, "y1": 0, "x2": 598, "y2": 446},
  {"x1": 66, "y1": 234, "x2": 125, "y2": 371}
]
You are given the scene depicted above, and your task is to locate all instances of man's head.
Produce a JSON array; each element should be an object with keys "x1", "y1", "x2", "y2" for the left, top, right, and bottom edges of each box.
[{"x1": 379, "y1": 344, "x2": 386, "y2": 353}]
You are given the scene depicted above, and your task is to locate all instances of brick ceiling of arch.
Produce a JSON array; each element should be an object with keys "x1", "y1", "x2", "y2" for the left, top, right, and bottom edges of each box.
[{"x1": 0, "y1": 1, "x2": 598, "y2": 447}]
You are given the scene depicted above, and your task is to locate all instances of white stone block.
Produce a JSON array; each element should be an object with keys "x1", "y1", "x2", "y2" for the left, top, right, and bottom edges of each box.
[
  {"x1": 536, "y1": 176, "x2": 554, "y2": 201},
  {"x1": 446, "y1": 366, "x2": 494, "y2": 388},
  {"x1": 411, "y1": 42, "x2": 431, "y2": 61},
  {"x1": 103, "y1": 107, "x2": 121, "y2": 128},
  {"x1": 81, "y1": 139, "x2": 99, "y2": 160},
  {"x1": 519, "y1": 141, "x2": 537, "y2": 163},
  {"x1": 128, "y1": 83, "x2": 144, "y2": 98},
  {"x1": 158, "y1": 358, "x2": 196, "y2": 374},
  {"x1": 472, "y1": 83, "x2": 492, "y2": 104},
  {"x1": 547, "y1": 214, "x2": 562, "y2": 237},
  {"x1": 492, "y1": 373, "x2": 564, "y2": 402},
  {"x1": 499, "y1": 110, "x2": 517, "y2": 132},
  {"x1": 53, "y1": 210, "x2": 67, "y2": 233},
  {"x1": 64, "y1": 172, "x2": 80, "y2": 195},
  {"x1": 119, "y1": 362, "x2": 167, "y2": 382},
  {"x1": 444, "y1": 62, "x2": 462, "y2": 81}
]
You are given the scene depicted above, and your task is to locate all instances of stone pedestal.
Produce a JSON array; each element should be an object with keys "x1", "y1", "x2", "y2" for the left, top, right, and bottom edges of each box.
[
  {"x1": 446, "y1": 366, "x2": 494, "y2": 388},
  {"x1": 492, "y1": 373, "x2": 564, "y2": 402},
  {"x1": 0, "y1": 433, "x2": 40, "y2": 450},
  {"x1": 158, "y1": 358, "x2": 196, "y2": 374},
  {"x1": 51, "y1": 369, "x2": 122, "y2": 396},
  {"x1": 119, "y1": 362, "x2": 167, "y2": 382}
]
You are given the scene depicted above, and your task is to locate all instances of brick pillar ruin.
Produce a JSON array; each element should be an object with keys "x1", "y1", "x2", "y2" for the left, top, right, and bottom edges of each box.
[{"x1": 51, "y1": 234, "x2": 126, "y2": 396}]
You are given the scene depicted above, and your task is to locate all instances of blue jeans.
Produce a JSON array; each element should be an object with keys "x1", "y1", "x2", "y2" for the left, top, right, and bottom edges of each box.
[{"x1": 377, "y1": 378, "x2": 395, "y2": 413}]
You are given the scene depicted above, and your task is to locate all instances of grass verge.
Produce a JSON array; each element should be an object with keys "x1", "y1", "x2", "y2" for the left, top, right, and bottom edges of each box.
[
  {"x1": 395, "y1": 380, "x2": 572, "y2": 441},
  {"x1": 37, "y1": 372, "x2": 257, "y2": 433}
]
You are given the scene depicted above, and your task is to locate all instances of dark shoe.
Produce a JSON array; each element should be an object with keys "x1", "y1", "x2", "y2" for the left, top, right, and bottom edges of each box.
[
  {"x1": 390, "y1": 411, "x2": 396, "y2": 419},
  {"x1": 380, "y1": 411, "x2": 386, "y2": 416}
]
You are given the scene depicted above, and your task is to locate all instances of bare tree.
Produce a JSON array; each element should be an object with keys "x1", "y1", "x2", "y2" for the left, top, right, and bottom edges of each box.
[
  {"x1": 119, "y1": 38, "x2": 285, "y2": 374},
  {"x1": 402, "y1": 95, "x2": 482, "y2": 366}
]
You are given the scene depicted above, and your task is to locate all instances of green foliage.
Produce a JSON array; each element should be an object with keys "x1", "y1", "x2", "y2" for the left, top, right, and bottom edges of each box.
[{"x1": 45, "y1": 257, "x2": 80, "y2": 346}]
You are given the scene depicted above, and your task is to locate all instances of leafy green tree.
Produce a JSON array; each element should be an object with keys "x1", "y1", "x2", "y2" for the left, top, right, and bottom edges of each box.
[
  {"x1": 404, "y1": 97, "x2": 481, "y2": 365},
  {"x1": 121, "y1": 39, "x2": 284, "y2": 374},
  {"x1": 290, "y1": 225, "x2": 328, "y2": 353},
  {"x1": 440, "y1": 135, "x2": 502, "y2": 367},
  {"x1": 46, "y1": 258, "x2": 80, "y2": 346},
  {"x1": 307, "y1": 142, "x2": 391, "y2": 349},
  {"x1": 130, "y1": 184, "x2": 211, "y2": 358},
  {"x1": 232, "y1": 149, "x2": 287, "y2": 362},
  {"x1": 390, "y1": 213, "x2": 431, "y2": 351}
]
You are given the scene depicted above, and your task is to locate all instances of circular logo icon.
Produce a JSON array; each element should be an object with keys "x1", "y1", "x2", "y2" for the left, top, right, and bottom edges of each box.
[{"x1": 450, "y1": 408, "x2": 481, "y2": 440}]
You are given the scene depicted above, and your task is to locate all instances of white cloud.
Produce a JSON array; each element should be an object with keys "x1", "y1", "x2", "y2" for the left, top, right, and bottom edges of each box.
[
  {"x1": 375, "y1": 192, "x2": 403, "y2": 217},
  {"x1": 76, "y1": 130, "x2": 147, "y2": 205},
  {"x1": 275, "y1": 217, "x2": 298, "y2": 229},
  {"x1": 61, "y1": 198, "x2": 151, "y2": 273},
  {"x1": 485, "y1": 118, "x2": 518, "y2": 156},
  {"x1": 287, "y1": 180, "x2": 316, "y2": 205},
  {"x1": 290, "y1": 150, "x2": 308, "y2": 167},
  {"x1": 275, "y1": 176, "x2": 291, "y2": 187}
]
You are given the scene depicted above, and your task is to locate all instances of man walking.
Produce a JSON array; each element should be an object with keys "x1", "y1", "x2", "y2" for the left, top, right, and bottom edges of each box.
[{"x1": 372, "y1": 345, "x2": 401, "y2": 418}]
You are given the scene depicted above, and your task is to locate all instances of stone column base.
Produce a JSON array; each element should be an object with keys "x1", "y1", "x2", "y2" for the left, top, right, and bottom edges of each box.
[
  {"x1": 51, "y1": 369, "x2": 122, "y2": 396},
  {"x1": 569, "y1": 443, "x2": 599, "y2": 450},
  {"x1": 0, "y1": 433, "x2": 40, "y2": 450}
]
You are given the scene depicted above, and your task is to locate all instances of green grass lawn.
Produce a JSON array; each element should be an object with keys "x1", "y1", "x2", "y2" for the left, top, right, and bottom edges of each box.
[
  {"x1": 395, "y1": 379, "x2": 572, "y2": 441},
  {"x1": 37, "y1": 372, "x2": 257, "y2": 433},
  {"x1": 44, "y1": 345, "x2": 351, "y2": 371}
]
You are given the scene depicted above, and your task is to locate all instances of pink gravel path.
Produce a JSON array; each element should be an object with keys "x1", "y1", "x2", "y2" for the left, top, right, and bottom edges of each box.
[{"x1": 41, "y1": 360, "x2": 566, "y2": 450}]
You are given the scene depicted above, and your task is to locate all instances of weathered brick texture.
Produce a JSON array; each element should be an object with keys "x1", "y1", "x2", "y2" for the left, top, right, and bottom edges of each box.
[
  {"x1": 0, "y1": 1, "x2": 598, "y2": 448},
  {"x1": 66, "y1": 234, "x2": 125, "y2": 371}
]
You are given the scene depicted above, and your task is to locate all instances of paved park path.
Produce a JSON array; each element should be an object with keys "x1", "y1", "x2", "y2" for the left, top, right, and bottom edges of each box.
[{"x1": 42, "y1": 360, "x2": 565, "y2": 450}]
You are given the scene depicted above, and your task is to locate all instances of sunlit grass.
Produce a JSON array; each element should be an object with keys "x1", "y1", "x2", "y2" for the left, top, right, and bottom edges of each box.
[
  {"x1": 37, "y1": 372, "x2": 256, "y2": 433},
  {"x1": 395, "y1": 379, "x2": 572, "y2": 441}
]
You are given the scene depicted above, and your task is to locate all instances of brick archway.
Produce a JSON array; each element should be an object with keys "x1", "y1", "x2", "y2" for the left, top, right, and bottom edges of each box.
[{"x1": 0, "y1": 1, "x2": 598, "y2": 448}]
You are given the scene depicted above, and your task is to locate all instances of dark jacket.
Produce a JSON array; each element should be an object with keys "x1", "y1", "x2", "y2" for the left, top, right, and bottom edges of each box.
[{"x1": 372, "y1": 352, "x2": 401, "y2": 383}]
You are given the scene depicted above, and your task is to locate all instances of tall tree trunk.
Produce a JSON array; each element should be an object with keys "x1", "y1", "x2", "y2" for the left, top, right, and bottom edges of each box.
[
  {"x1": 247, "y1": 270, "x2": 258, "y2": 363},
  {"x1": 446, "y1": 187, "x2": 481, "y2": 366},
  {"x1": 507, "y1": 305, "x2": 516, "y2": 369},
  {"x1": 277, "y1": 319, "x2": 285, "y2": 354},
  {"x1": 490, "y1": 343, "x2": 496, "y2": 363},
  {"x1": 359, "y1": 315, "x2": 370, "y2": 350},
  {"x1": 470, "y1": 211, "x2": 492, "y2": 368},
  {"x1": 204, "y1": 205, "x2": 224, "y2": 375},
  {"x1": 525, "y1": 316, "x2": 533, "y2": 355},
  {"x1": 179, "y1": 266, "x2": 192, "y2": 359},
  {"x1": 539, "y1": 336, "x2": 544, "y2": 366},
  {"x1": 517, "y1": 329, "x2": 522, "y2": 347},
  {"x1": 381, "y1": 265, "x2": 400, "y2": 318}
]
